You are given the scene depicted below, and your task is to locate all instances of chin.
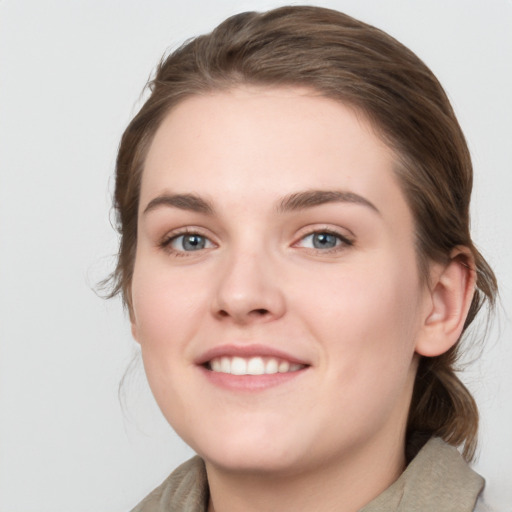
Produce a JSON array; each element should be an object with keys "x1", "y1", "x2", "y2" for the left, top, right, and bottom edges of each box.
[
  {"x1": 185, "y1": 424, "x2": 310, "y2": 475},
  {"x1": 202, "y1": 447, "x2": 303, "y2": 476}
]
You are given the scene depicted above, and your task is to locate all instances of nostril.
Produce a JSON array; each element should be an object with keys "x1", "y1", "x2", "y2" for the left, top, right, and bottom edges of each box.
[
  {"x1": 214, "y1": 307, "x2": 274, "y2": 321},
  {"x1": 252, "y1": 308, "x2": 269, "y2": 316}
]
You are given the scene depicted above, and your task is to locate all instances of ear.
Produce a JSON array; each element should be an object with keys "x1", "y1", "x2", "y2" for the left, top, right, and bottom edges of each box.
[
  {"x1": 129, "y1": 304, "x2": 141, "y2": 345},
  {"x1": 415, "y1": 247, "x2": 476, "y2": 357},
  {"x1": 126, "y1": 293, "x2": 141, "y2": 344},
  {"x1": 130, "y1": 321, "x2": 140, "y2": 344}
]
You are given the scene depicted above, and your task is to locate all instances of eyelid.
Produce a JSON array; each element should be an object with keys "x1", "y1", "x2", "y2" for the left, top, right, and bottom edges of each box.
[
  {"x1": 158, "y1": 226, "x2": 218, "y2": 255},
  {"x1": 292, "y1": 225, "x2": 354, "y2": 251},
  {"x1": 157, "y1": 224, "x2": 354, "y2": 256},
  {"x1": 171, "y1": 234, "x2": 215, "y2": 251}
]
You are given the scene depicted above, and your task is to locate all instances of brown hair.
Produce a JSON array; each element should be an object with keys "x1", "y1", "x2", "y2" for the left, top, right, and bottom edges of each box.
[{"x1": 110, "y1": 6, "x2": 497, "y2": 460}]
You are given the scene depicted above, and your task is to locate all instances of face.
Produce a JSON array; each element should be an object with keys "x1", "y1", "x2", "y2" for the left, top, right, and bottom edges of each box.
[{"x1": 131, "y1": 87, "x2": 432, "y2": 476}]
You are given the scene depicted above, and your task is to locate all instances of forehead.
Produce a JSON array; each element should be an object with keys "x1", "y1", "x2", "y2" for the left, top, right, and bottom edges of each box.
[{"x1": 141, "y1": 86, "x2": 409, "y2": 223}]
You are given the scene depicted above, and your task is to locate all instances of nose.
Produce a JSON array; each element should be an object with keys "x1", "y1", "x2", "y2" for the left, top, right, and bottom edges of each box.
[{"x1": 212, "y1": 247, "x2": 286, "y2": 325}]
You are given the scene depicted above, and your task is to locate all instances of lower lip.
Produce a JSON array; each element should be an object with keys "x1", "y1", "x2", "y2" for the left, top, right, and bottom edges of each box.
[{"x1": 198, "y1": 366, "x2": 308, "y2": 391}]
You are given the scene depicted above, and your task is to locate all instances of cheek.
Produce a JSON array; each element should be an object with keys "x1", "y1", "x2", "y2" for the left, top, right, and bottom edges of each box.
[
  {"x1": 293, "y1": 254, "x2": 422, "y2": 374},
  {"x1": 130, "y1": 262, "x2": 209, "y2": 423},
  {"x1": 131, "y1": 260, "x2": 208, "y2": 351}
]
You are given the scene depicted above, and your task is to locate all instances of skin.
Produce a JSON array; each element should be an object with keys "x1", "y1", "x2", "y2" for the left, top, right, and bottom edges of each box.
[{"x1": 130, "y1": 87, "x2": 474, "y2": 512}]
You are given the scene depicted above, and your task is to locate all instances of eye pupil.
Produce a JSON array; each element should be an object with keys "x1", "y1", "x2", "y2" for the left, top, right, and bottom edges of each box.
[
  {"x1": 182, "y1": 235, "x2": 206, "y2": 251},
  {"x1": 313, "y1": 233, "x2": 337, "y2": 249}
]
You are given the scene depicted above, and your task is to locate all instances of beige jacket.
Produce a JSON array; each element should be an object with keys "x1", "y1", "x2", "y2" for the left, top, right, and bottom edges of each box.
[{"x1": 130, "y1": 437, "x2": 485, "y2": 512}]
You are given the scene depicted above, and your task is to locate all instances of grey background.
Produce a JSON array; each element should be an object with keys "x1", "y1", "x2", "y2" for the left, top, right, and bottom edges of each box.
[{"x1": 1, "y1": 0, "x2": 511, "y2": 510}]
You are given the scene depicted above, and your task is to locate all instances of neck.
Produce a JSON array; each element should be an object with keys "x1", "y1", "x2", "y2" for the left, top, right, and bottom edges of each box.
[{"x1": 205, "y1": 433, "x2": 406, "y2": 512}]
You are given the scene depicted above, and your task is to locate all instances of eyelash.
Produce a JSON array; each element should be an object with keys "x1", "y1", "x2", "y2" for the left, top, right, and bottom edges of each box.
[
  {"x1": 159, "y1": 228, "x2": 215, "y2": 257},
  {"x1": 294, "y1": 228, "x2": 354, "y2": 253},
  {"x1": 158, "y1": 227, "x2": 354, "y2": 257}
]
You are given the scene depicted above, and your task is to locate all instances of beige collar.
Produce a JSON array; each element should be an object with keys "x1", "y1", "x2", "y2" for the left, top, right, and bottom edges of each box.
[
  {"x1": 360, "y1": 437, "x2": 484, "y2": 512},
  {"x1": 131, "y1": 437, "x2": 484, "y2": 512}
]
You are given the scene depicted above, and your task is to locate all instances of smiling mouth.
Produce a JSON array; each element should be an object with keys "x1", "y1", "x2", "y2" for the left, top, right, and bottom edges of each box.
[{"x1": 206, "y1": 356, "x2": 307, "y2": 376}]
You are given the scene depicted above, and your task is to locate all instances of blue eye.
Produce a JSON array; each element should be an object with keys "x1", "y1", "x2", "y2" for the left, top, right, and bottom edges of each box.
[
  {"x1": 170, "y1": 233, "x2": 212, "y2": 252},
  {"x1": 298, "y1": 231, "x2": 351, "y2": 250},
  {"x1": 311, "y1": 233, "x2": 339, "y2": 249}
]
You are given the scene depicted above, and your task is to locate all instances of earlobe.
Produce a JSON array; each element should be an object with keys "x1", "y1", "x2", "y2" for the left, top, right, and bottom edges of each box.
[
  {"x1": 127, "y1": 294, "x2": 141, "y2": 344},
  {"x1": 130, "y1": 322, "x2": 140, "y2": 344},
  {"x1": 130, "y1": 308, "x2": 141, "y2": 345},
  {"x1": 415, "y1": 248, "x2": 476, "y2": 357}
]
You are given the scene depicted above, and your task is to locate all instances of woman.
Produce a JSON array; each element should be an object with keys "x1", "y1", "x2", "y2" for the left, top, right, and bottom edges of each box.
[{"x1": 109, "y1": 6, "x2": 497, "y2": 511}]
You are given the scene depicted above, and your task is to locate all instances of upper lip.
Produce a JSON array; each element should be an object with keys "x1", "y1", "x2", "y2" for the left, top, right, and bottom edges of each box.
[{"x1": 195, "y1": 344, "x2": 310, "y2": 366}]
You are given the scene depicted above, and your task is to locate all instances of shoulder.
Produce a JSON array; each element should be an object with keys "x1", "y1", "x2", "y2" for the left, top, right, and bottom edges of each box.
[
  {"x1": 362, "y1": 437, "x2": 485, "y2": 511},
  {"x1": 474, "y1": 494, "x2": 499, "y2": 512},
  {"x1": 129, "y1": 456, "x2": 208, "y2": 512}
]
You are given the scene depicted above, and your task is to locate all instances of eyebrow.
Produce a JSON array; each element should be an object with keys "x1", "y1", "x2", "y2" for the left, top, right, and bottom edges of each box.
[
  {"x1": 143, "y1": 189, "x2": 380, "y2": 216},
  {"x1": 143, "y1": 193, "x2": 214, "y2": 215},
  {"x1": 277, "y1": 189, "x2": 380, "y2": 215}
]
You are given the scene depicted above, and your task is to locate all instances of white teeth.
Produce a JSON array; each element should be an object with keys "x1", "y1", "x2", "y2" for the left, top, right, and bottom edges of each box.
[
  {"x1": 265, "y1": 358, "x2": 279, "y2": 374},
  {"x1": 220, "y1": 356, "x2": 231, "y2": 373},
  {"x1": 231, "y1": 357, "x2": 247, "y2": 375},
  {"x1": 208, "y1": 356, "x2": 304, "y2": 375},
  {"x1": 247, "y1": 357, "x2": 265, "y2": 375},
  {"x1": 278, "y1": 360, "x2": 290, "y2": 373},
  {"x1": 211, "y1": 359, "x2": 222, "y2": 372}
]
